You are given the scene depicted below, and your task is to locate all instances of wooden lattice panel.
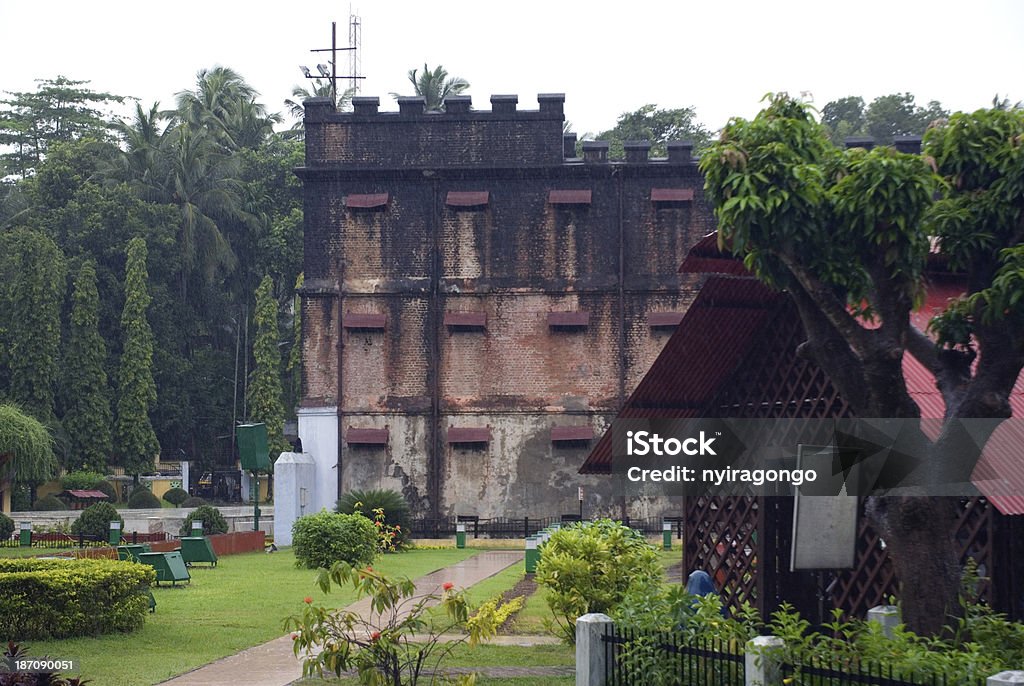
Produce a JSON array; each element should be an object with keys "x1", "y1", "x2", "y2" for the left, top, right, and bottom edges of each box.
[{"x1": 685, "y1": 496, "x2": 761, "y2": 612}]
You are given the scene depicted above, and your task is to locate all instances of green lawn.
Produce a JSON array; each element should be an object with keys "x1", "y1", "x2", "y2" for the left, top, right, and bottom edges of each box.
[
  {"x1": 0, "y1": 545, "x2": 85, "y2": 558},
  {"x1": 19, "y1": 547, "x2": 478, "y2": 685}
]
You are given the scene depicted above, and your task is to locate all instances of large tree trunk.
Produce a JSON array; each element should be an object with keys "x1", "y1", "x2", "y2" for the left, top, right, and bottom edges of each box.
[{"x1": 865, "y1": 496, "x2": 961, "y2": 636}]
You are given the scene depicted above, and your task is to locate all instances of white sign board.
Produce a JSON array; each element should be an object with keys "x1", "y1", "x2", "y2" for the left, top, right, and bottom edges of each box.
[{"x1": 790, "y1": 444, "x2": 858, "y2": 571}]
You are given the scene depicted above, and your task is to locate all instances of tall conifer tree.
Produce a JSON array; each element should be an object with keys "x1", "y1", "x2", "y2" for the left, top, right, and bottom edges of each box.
[
  {"x1": 114, "y1": 238, "x2": 159, "y2": 476},
  {"x1": 63, "y1": 261, "x2": 112, "y2": 472},
  {"x1": 247, "y1": 275, "x2": 288, "y2": 456}
]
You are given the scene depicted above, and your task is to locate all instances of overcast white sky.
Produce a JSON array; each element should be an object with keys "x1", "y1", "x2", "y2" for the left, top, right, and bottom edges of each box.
[{"x1": 2, "y1": 0, "x2": 1023, "y2": 136}]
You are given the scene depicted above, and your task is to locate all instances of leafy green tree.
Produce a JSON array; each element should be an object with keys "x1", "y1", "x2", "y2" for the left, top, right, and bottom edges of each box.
[
  {"x1": 596, "y1": 104, "x2": 712, "y2": 158},
  {"x1": 0, "y1": 229, "x2": 66, "y2": 421},
  {"x1": 63, "y1": 261, "x2": 113, "y2": 472},
  {"x1": 700, "y1": 95, "x2": 1024, "y2": 635},
  {"x1": 820, "y1": 96, "x2": 866, "y2": 145},
  {"x1": 113, "y1": 237, "x2": 159, "y2": 478},
  {"x1": 0, "y1": 76, "x2": 124, "y2": 178},
  {"x1": 820, "y1": 93, "x2": 949, "y2": 145},
  {"x1": 248, "y1": 275, "x2": 289, "y2": 456},
  {"x1": 0, "y1": 403, "x2": 57, "y2": 486},
  {"x1": 393, "y1": 64, "x2": 469, "y2": 111}
]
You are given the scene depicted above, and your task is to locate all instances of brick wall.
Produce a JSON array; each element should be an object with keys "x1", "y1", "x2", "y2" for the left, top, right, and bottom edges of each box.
[{"x1": 300, "y1": 94, "x2": 713, "y2": 517}]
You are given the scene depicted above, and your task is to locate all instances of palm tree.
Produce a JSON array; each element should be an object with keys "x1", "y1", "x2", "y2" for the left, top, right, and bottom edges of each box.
[
  {"x1": 174, "y1": 66, "x2": 281, "y2": 151},
  {"x1": 285, "y1": 78, "x2": 354, "y2": 130},
  {"x1": 392, "y1": 64, "x2": 469, "y2": 112}
]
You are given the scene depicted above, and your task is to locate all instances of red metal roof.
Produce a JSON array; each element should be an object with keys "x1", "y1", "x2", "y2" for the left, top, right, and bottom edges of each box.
[
  {"x1": 343, "y1": 313, "x2": 387, "y2": 329},
  {"x1": 651, "y1": 188, "x2": 694, "y2": 203},
  {"x1": 446, "y1": 191, "x2": 489, "y2": 207},
  {"x1": 346, "y1": 428, "x2": 389, "y2": 445},
  {"x1": 444, "y1": 311, "x2": 487, "y2": 328},
  {"x1": 548, "y1": 311, "x2": 590, "y2": 327},
  {"x1": 448, "y1": 427, "x2": 491, "y2": 443},
  {"x1": 679, "y1": 232, "x2": 751, "y2": 276},
  {"x1": 548, "y1": 190, "x2": 592, "y2": 205},
  {"x1": 551, "y1": 426, "x2": 594, "y2": 442},
  {"x1": 65, "y1": 490, "x2": 109, "y2": 499},
  {"x1": 648, "y1": 312, "x2": 685, "y2": 328},
  {"x1": 344, "y1": 193, "x2": 389, "y2": 209}
]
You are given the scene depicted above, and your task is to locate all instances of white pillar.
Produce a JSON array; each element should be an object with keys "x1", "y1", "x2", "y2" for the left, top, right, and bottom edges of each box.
[
  {"x1": 867, "y1": 605, "x2": 900, "y2": 638},
  {"x1": 273, "y1": 452, "x2": 316, "y2": 546},
  {"x1": 989, "y1": 672, "x2": 1024, "y2": 685},
  {"x1": 297, "y1": 406, "x2": 339, "y2": 514},
  {"x1": 575, "y1": 613, "x2": 613, "y2": 686},
  {"x1": 745, "y1": 636, "x2": 784, "y2": 686}
]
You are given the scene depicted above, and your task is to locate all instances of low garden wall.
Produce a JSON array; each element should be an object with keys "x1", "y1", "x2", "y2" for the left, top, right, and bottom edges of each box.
[{"x1": 69, "y1": 530, "x2": 266, "y2": 560}]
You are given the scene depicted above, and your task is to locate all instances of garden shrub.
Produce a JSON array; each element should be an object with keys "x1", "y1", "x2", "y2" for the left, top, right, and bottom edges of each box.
[
  {"x1": 60, "y1": 470, "x2": 107, "y2": 491},
  {"x1": 179, "y1": 505, "x2": 229, "y2": 537},
  {"x1": 127, "y1": 487, "x2": 161, "y2": 509},
  {"x1": 0, "y1": 512, "x2": 13, "y2": 541},
  {"x1": 292, "y1": 511, "x2": 378, "y2": 569},
  {"x1": 337, "y1": 488, "x2": 412, "y2": 549},
  {"x1": 0, "y1": 558, "x2": 155, "y2": 639},
  {"x1": 32, "y1": 494, "x2": 68, "y2": 511},
  {"x1": 162, "y1": 487, "x2": 190, "y2": 506},
  {"x1": 181, "y1": 496, "x2": 208, "y2": 508},
  {"x1": 92, "y1": 479, "x2": 118, "y2": 502},
  {"x1": 70, "y1": 502, "x2": 123, "y2": 540},
  {"x1": 534, "y1": 519, "x2": 662, "y2": 642}
]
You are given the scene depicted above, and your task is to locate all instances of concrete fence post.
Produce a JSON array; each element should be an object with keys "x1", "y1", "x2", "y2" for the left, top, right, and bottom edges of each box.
[
  {"x1": 988, "y1": 672, "x2": 1024, "y2": 685},
  {"x1": 576, "y1": 613, "x2": 613, "y2": 686},
  {"x1": 867, "y1": 605, "x2": 900, "y2": 638},
  {"x1": 745, "y1": 635, "x2": 784, "y2": 686}
]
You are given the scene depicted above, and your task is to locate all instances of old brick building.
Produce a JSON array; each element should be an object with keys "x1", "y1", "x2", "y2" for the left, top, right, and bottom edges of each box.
[{"x1": 296, "y1": 93, "x2": 712, "y2": 518}]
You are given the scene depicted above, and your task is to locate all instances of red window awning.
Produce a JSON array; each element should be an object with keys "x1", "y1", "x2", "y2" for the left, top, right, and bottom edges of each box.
[
  {"x1": 547, "y1": 311, "x2": 590, "y2": 327},
  {"x1": 651, "y1": 188, "x2": 694, "y2": 202},
  {"x1": 448, "y1": 427, "x2": 491, "y2": 443},
  {"x1": 346, "y1": 428, "x2": 389, "y2": 445},
  {"x1": 344, "y1": 193, "x2": 389, "y2": 209},
  {"x1": 548, "y1": 190, "x2": 592, "y2": 205},
  {"x1": 648, "y1": 312, "x2": 685, "y2": 327},
  {"x1": 551, "y1": 426, "x2": 594, "y2": 442},
  {"x1": 343, "y1": 313, "x2": 387, "y2": 329},
  {"x1": 446, "y1": 191, "x2": 490, "y2": 207},
  {"x1": 444, "y1": 312, "x2": 487, "y2": 328}
]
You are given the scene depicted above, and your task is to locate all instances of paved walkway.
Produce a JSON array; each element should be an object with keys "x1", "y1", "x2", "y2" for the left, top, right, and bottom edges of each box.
[{"x1": 159, "y1": 550, "x2": 549, "y2": 686}]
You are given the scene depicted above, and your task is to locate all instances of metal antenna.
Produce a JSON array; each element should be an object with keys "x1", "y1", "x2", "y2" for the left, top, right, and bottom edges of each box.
[
  {"x1": 349, "y1": 7, "x2": 362, "y2": 95},
  {"x1": 307, "y1": 20, "x2": 365, "y2": 107}
]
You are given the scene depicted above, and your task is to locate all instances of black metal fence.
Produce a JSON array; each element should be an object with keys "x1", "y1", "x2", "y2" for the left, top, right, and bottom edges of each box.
[
  {"x1": 781, "y1": 655, "x2": 969, "y2": 686},
  {"x1": 602, "y1": 625, "x2": 745, "y2": 686},
  {"x1": 409, "y1": 515, "x2": 685, "y2": 539},
  {"x1": 0, "y1": 531, "x2": 173, "y2": 550}
]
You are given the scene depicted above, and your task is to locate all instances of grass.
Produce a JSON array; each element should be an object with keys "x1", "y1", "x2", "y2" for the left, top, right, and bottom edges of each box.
[
  {"x1": 19, "y1": 547, "x2": 478, "y2": 685},
  {"x1": 0, "y1": 545, "x2": 85, "y2": 558}
]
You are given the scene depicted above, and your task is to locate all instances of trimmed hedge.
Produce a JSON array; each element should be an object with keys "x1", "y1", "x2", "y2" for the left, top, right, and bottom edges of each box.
[
  {"x1": 33, "y1": 494, "x2": 68, "y2": 511},
  {"x1": 163, "y1": 487, "x2": 189, "y2": 506},
  {"x1": 0, "y1": 513, "x2": 13, "y2": 541},
  {"x1": 179, "y1": 505, "x2": 228, "y2": 537},
  {"x1": 127, "y1": 487, "x2": 161, "y2": 509},
  {"x1": 292, "y1": 511, "x2": 378, "y2": 569},
  {"x1": 71, "y1": 502, "x2": 124, "y2": 540},
  {"x1": 181, "y1": 496, "x2": 207, "y2": 508},
  {"x1": 0, "y1": 558, "x2": 155, "y2": 639}
]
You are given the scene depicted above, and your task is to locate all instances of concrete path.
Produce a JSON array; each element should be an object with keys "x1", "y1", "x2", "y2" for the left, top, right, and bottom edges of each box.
[{"x1": 158, "y1": 550, "x2": 530, "y2": 686}]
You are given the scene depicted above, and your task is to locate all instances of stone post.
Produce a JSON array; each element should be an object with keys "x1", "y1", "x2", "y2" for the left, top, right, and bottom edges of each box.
[
  {"x1": 273, "y1": 452, "x2": 316, "y2": 547},
  {"x1": 867, "y1": 605, "x2": 900, "y2": 638},
  {"x1": 745, "y1": 635, "x2": 784, "y2": 686},
  {"x1": 988, "y1": 672, "x2": 1024, "y2": 685},
  {"x1": 576, "y1": 613, "x2": 613, "y2": 686}
]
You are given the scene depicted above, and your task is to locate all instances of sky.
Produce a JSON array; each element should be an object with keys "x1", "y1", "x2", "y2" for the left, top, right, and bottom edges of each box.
[{"x1": 2, "y1": 0, "x2": 1023, "y2": 136}]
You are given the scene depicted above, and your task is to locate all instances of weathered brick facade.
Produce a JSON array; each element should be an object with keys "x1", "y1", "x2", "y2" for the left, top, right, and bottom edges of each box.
[{"x1": 297, "y1": 94, "x2": 714, "y2": 518}]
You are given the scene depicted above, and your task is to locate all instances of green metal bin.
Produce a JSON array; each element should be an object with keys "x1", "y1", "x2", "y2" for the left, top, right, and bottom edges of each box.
[
  {"x1": 179, "y1": 537, "x2": 218, "y2": 567},
  {"x1": 117, "y1": 544, "x2": 151, "y2": 562},
  {"x1": 137, "y1": 551, "x2": 191, "y2": 586}
]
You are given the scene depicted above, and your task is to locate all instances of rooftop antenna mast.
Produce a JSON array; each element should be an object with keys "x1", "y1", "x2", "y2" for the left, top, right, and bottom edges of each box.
[
  {"x1": 349, "y1": 8, "x2": 362, "y2": 95},
  {"x1": 302, "y1": 20, "x2": 364, "y2": 107}
]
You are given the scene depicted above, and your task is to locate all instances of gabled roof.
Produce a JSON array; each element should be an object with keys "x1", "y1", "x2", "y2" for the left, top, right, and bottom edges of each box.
[{"x1": 582, "y1": 233, "x2": 1024, "y2": 515}]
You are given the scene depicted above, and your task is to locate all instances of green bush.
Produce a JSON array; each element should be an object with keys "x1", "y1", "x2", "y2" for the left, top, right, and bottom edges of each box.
[
  {"x1": 0, "y1": 512, "x2": 13, "y2": 541},
  {"x1": 70, "y1": 502, "x2": 124, "y2": 540},
  {"x1": 0, "y1": 557, "x2": 155, "y2": 639},
  {"x1": 534, "y1": 519, "x2": 662, "y2": 642},
  {"x1": 127, "y1": 487, "x2": 161, "y2": 509},
  {"x1": 337, "y1": 488, "x2": 412, "y2": 548},
  {"x1": 181, "y1": 496, "x2": 207, "y2": 508},
  {"x1": 163, "y1": 487, "x2": 190, "y2": 506},
  {"x1": 179, "y1": 505, "x2": 229, "y2": 537},
  {"x1": 93, "y1": 479, "x2": 118, "y2": 502},
  {"x1": 292, "y1": 511, "x2": 378, "y2": 569},
  {"x1": 60, "y1": 470, "x2": 107, "y2": 491},
  {"x1": 32, "y1": 494, "x2": 68, "y2": 511}
]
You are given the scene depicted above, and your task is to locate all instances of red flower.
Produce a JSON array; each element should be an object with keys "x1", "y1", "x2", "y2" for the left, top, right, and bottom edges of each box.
[
  {"x1": 291, "y1": 633, "x2": 299, "y2": 641},
  {"x1": 366, "y1": 566, "x2": 373, "y2": 571},
  {"x1": 304, "y1": 596, "x2": 313, "y2": 604},
  {"x1": 443, "y1": 582, "x2": 454, "y2": 591},
  {"x1": 370, "y1": 631, "x2": 381, "y2": 641}
]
